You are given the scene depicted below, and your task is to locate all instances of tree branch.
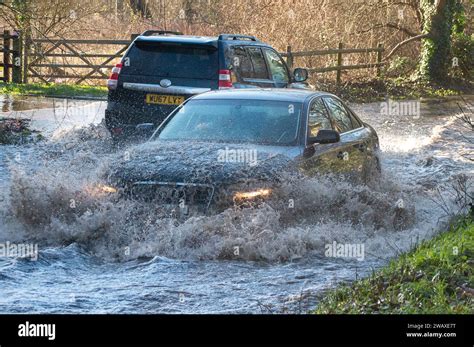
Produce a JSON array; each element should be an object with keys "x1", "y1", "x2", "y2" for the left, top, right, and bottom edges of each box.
[
  {"x1": 356, "y1": 23, "x2": 419, "y2": 37},
  {"x1": 384, "y1": 33, "x2": 430, "y2": 61}
]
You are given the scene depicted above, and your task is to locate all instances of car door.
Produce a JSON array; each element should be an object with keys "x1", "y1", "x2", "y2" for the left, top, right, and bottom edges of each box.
[
  {"x1": 262, "y1": 48, "x2": 291, "y2": 88},
  {"x1": 322, "y1": 96, "x2": 368, "y2": 177},
  {"x1": 240, "y1": 46, "x2": 275, "y2": 88},
  {"x1": 300, "y1": 97, "x2": 346, "y2": 176},
  {"x1": 228, "y1": 45, "x2": 255, "y2": 86}
]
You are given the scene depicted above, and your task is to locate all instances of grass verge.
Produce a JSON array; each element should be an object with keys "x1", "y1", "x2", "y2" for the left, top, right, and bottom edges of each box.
[
  {"x1": 314, "y1": 77, "x2": 474, "y2": 103},
  {"x1": 1, "y1": 78, "x2": 472, "y2": 103},
  {"x1": 314, "y1": 217, "x2": 474, "y2": 314},
  {"x1": 0, "y1": 82, "x2": 107, "y2": 99}
]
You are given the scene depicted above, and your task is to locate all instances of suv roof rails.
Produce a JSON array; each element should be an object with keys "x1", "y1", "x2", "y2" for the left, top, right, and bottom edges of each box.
[
  {"x1": 218, "y1": 34, "x2": 259, "y2": 42},
  {"x1": 141, "y1": 30, "x2": 183, "y2": 37}
]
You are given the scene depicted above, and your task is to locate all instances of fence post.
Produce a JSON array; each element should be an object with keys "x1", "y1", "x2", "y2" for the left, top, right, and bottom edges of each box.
[
  {"x1": 376, "y1": 43, "x2": 383, "y2": 77},
  {"x1": 3, "y1": 30, "x2": 11, "y2": 82},
  {"x1": 12, "y1": 31, "x2": 22, "y2": 83},
  {"x1": 336, "y1": 42, "x2": 343, "y2": 86},
  {"x1": 286, "y1": 45, "x2": 293, "y2": 70},
  {"x1": 22, "y1": 32, "x2": 29, "y2": 83}
]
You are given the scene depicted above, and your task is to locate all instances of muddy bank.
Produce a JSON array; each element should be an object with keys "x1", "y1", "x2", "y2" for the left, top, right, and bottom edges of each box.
[{"x1": 0, "y1": 118, "x2": 42, "y2": 145}]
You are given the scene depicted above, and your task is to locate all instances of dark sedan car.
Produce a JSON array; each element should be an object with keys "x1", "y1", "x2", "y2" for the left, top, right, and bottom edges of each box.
[{"x1": 104, "y1": 89, "x2": 380, "y2": 217}]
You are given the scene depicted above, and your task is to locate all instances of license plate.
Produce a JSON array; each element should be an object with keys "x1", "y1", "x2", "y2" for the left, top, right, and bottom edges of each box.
[{"x1": 145, "y1": 94, "x2": 185, "y2": 105}]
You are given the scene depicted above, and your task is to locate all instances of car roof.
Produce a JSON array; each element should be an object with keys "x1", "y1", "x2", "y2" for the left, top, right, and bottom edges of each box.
[
  {"x1": 135, "y1": 35, "x2": 219, "y2": 46},
  {"x1": 135, "y1": 35, "x2": 271, "y2": 48},
  {"x1": 191, "y1": 88, "x2": 330, "y2": 103}
]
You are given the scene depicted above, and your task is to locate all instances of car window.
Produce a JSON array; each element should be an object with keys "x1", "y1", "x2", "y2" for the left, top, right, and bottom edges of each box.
[
  {"x1": 308, "y1": 98, "x2": 332, "y2": 137},
  {"x1": 323, "y1": 97, "x2": 354, "y2": 133},
  {"x1": 247, "y1": 47, "x2": 269, "y2": 80},
  {"x1": 230, "y1": 46, "x2": 254, "y2": 79},
  {"x1": 124, "y1": 42, "x2": 218, "y2": 79},
  {"x1": 348, "y1": 109, "x2": 362, "y2": 128},
  {"x1": 157, "y1": 99, "x2": 301, "y2": 145},
  {"x1": 263, "y1": 49, "x2": 289, "y2": 84}
]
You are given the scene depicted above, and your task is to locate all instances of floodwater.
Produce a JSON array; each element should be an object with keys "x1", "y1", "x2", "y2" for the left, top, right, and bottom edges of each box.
[
  {"x1": 0, "y1": 95, "x2": 106, "y2": 137},
  {"x1": 0, "y1": 95, "x2": 472, "y2": 313}
]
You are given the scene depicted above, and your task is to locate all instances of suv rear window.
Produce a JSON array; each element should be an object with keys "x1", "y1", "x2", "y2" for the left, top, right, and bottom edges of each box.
[{"x1": 123, "y1": 42, "x2": 218, "y2": 79}]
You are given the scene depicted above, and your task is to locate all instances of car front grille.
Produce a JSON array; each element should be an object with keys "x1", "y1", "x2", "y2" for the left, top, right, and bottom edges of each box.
[{"x1": 130, "y1": 181, "x2": 215, "y2": 208}]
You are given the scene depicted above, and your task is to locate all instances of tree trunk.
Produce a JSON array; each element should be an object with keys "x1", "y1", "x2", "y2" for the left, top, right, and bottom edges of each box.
[
  {"x1": 129, "y1": 0, "x2": 149, "y2": 18},
  {"x1": 418, "y1": 0, "x2": 456, "y2": 82},
  {"x1": 182, "y1": 0, "x2": 196, "y2": 23}
]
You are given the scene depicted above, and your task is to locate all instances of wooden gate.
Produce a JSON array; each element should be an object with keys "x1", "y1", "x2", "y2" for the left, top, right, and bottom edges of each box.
[{"x1": 26, "y1": 37, "x2": 133, "y2": 84}]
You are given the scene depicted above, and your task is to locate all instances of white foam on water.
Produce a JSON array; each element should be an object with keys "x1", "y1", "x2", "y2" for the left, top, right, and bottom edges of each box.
[{"x1": 0, "y1": 117, "x2": 468, "y2": 263}]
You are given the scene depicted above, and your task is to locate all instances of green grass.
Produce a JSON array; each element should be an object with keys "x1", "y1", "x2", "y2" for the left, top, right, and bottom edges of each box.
[
  {"x1": 315, "y1": 218, "x2": 474, "y2": 314},
  {"x1": 0, "y1": 82, "x2": 107, "y2": 98}
]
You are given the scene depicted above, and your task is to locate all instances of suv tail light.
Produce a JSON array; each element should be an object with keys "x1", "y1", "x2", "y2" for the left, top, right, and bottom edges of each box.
[
  {"x1": 218, "y1": 69, "x2": 233, "y2": 89},
  {"x1": 107, "y1": 63, "x2": 123, "y2": 90}
]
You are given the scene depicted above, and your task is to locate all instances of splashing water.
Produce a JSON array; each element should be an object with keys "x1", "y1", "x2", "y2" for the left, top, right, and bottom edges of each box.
[{"x1": 0, "y1": 96, "x2": 472, "y2": 313}]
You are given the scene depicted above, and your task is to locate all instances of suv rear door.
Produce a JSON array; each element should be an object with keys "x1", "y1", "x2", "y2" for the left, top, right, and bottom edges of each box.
[
  {"x1": 122, "y1": 40, "x2": 219, "y2": 86},
  {"x1": 230, "y1": 46, "x2": 276, "y2": 88},
  {"x1": 114, "y1": 40, "x2": 219, "y2": 124}
]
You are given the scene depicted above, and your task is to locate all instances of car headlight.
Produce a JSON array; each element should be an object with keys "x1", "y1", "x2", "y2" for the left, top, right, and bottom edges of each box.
[
  {"x1": 86, "y1": 184, "x2": 118, "y2": 197},
  {"x1": 233, "y1": 188, "x2": 272, "y2": 200},
  {"x1": 99, "y1": 185, "x2": 118, "y2": 194}
]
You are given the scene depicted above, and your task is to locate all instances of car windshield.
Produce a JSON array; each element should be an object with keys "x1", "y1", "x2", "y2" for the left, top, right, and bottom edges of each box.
[{"x1": 155, "y1": 99, "x2": 302, "y2": 145}]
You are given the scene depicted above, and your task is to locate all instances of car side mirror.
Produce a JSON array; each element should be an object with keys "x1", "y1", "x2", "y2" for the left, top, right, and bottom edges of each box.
[
  {"x1": 308, "y1": 129, "x2": 340, "y2": 145},
  {"x1": 135, "y1": 123, "x2": 155, "y2": 136},
  {"x1": 293, "y1": 68, "x2": 308, "y2": 82}
]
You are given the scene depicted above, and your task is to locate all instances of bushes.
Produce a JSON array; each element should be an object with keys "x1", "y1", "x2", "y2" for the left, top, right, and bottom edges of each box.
[{"x1": 315, "y1": 218, "x2": 474, "y2": 314}]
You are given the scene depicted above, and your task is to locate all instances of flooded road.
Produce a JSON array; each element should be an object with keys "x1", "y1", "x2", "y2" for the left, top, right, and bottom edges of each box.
[
  {"x1": 0, "y1": 95, "x2": 472, "y2": 313},
  {"x1": 0, "y1": 95, "x2": 105, "y2": 137}
]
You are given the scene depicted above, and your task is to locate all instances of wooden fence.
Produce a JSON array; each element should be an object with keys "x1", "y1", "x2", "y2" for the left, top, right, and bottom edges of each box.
[
  {"x1": 0, "y1": 30, "x2": 385, "y2": 85},
  {"x1": 282, "y1": 43, "x2": 385, "y2": 85},
  {"x1": 1, "y1": 30, "x2": 22, "y2": 83}
]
